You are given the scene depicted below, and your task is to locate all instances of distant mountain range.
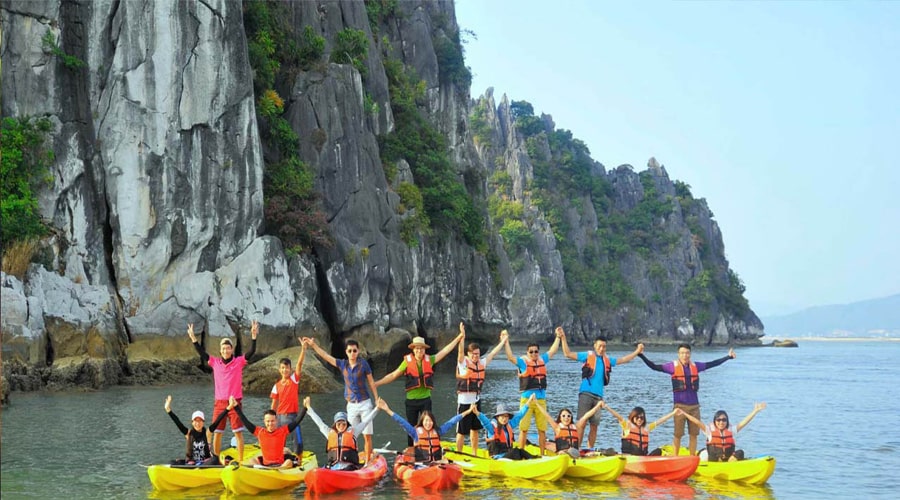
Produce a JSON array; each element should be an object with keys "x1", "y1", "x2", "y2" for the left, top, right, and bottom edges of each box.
[{"x1": 761, "y1": 293, "x2": 900, "y2": 337}]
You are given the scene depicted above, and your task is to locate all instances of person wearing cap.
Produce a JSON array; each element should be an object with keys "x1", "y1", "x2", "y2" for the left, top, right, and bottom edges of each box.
[
  {"x1": 374, "y1": 326, "x2": 464, "y2": 445},
  {"x1": 303, "y1": 337, "x2": 379, "y2": 463},
  {"x1": 304, "y1": 396, "x2": 380, "y2": 470},
  {"x1": 270, "y1": 337, "x2": 307, "y2": 455},
  {"x1": 163, "y1": 395, "x2": 235, "y2": 465},
  {"x1": 471, "y1": 394, "x2": 537, "y2": 460},
  {"x1": 503, "y1": 328, "x2": 562, "y2": 454},
  {"x1": 229, "y1": 396, "x2": 307, "y2": 468},
  {"x1": 454, "y1": 325, "x2": 509, "y2": 455},
  {"x1": 376, "y1": 397, "x2": 475, "y2": 462},
  {"x1": 187, "y1": 320, "x2": 259, "y2": 462},
  {"x1": 558, "y1": 326, "x2": 644, "y2": 449}
]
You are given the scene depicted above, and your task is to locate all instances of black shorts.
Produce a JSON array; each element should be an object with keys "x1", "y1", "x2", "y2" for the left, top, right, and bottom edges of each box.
[{"x1": 456, "y1": 401, "x2": 483, "y2": 434}]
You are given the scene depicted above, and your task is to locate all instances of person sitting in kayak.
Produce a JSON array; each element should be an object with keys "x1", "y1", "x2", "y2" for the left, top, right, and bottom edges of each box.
[
  {"x1": 377, "y1": 397, "x2": 475, "y2": 462},
  {"x1": 532, "y1": 399, "x2": 604, "y2": 458},
  {"x1": 164, "y1": 395, "x2": 233, "y2": 465},
  {"x1": 602, "y1": 403, "x2": 678, "y2": 456},
  {"x1": 472, "y1": 395, "x2": 538, "y2": 460},
  {"x1": 681, "y1": 402, "x2": 766, "y2": 461},
  {"x1": 230, "y1": 396, "x2": 305, "y2": 468},
  {"x1": 305, "y1": 396, "x2": 380, "y2": 470}
]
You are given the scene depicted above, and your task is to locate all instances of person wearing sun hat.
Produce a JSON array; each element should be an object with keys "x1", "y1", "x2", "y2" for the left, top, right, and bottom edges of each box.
[
  {"x1": 470, "y1": 394, "x2": 537, "y2": 460},
  {"x1": 375, "y1": 325, "x2": 465, "y2": 445},
  {"x1": 304, "y1": 396, "x2": 380, "y2": 470},
  {"x1": 163, "y1": 394, "x2": 235, "y2": 465}
]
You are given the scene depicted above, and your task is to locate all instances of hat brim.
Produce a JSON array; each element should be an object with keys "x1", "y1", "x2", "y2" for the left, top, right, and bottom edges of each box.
[
  {"x1": 408, "y1": 342, "x2": 430, "y2": 349},
  {"x1": 494, "y1": 412, "x2": 513, "y2": 418}
]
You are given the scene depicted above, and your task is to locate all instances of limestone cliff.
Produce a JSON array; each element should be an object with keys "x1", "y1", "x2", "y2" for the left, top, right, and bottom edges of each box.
[{"x1": 1, "y1": 0, "x2": 762, "y2": 394}]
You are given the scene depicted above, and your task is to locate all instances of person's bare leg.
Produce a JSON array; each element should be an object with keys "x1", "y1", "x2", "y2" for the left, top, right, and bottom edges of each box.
[
  {"x1": 236, "y1": 431, "x2": 244, "y2": 462},
  {"x1": 456, "y1": 433, "x2": 465, "y2": 452},
  {"x1": 364, "y1": 434, "x2": 373, "y2": 463},
  {"x1": 588, "y1": 423, "x2": 598, "y2": 449},
  {"x1": 688, "y1": 434, "x2": 698, "y2": 455},
  {"x1": 517, "y1": 429, "x2": 527, "y2": 449},
  {"x1": 538, "y1": 430, "x2": 546, "y2": 456},
  {"x1": 470, "y1": 429, "x2": 479, "y2": 455},
  {"x1": 673, "y1": 435, "x2": 682, "y2": 456}
]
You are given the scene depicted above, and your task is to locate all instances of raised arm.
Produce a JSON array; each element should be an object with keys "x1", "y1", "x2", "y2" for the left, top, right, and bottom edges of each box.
[
  {"x1": 736, "y1": 402, "x2": 766, "y2": 432},
  {"x1": 546, "y1": 332, "x2": 561, "y2": 358},
  {"x1": 504, "y1": 332, "x2": 517, "y2": 364},
  {"x1": 532, "y1": 399, "x2": 560, "y2": 433},
  {"x1": 352, "y1": 404, "x2": 380, "y2": 438},
  {"x1": 576, "y1": 400, "x2": 605, "y2": 433},
  {"x1": 438, "y1": 405, "x2": 475, "y2": 436},
  {"x1": 649, "y1": 408, "x2": 678, "y2": 431},
  {"x1": 702, "y1": 348, "x2": 736, "y2": 370},
  {"x1": 303, "y1": 337, "x2": 337, "y2": 367},
  {"x1": 377, "y1": 398, "x2": 417, "y2": 442},
  {"x1": 187, "y1": 323, "x2": 210, "y2": 364},
  {"x1": 616, "y1": 343, "x2": 644, "y2": 365},
  {"x1": 558, "y1": 327, "x2": 578, "y2": 361},
  {"x1": 677, "y1": 408, "x2": 709, "y2": 439},
  {"x1": 165, "y1": 395, "x2": 190, "y2": 435},
  {"x1": 434, "y1": 325, "x2": 465, "y2": 364},
  {"x1": 509, "y1": 394, "x2": 536, "y2": 428},
  {"x1": 241, "y1": 320, "x2": 259, "y2": 360},
  {"x1": 295, "y1": 337, "x2": 306, "y2": 378},
  {"x1": 303, "y1": 397, "x2": 332, "y2": 438},
  {"x1": 637, "y1": 353, "x2": 666, "y2": 372},
  {"x1": 457, "y1": 323, "x2": 467, "y2": 365},
  {"x1": 366, "y1": 371, "x2": 379, "y2": 401},
  {"x1": 483, "y1": 330, "x2": 509, "y2": 366},
  {"x1": 230, "y1": 396, "x2": 256, "y2": 434},
  {"x1": 602, "y1": 402, "x2": 627, "y2": 426}
]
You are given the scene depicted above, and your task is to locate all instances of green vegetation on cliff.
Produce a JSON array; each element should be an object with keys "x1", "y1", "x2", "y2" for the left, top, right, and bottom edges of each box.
[{"x1": 1, "y1": 116, "x2": 54, "y2": 249}]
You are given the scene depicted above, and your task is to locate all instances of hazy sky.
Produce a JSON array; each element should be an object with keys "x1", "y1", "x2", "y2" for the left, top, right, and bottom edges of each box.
[{"x1": 454, "y1": 0, "x2": 900, "y2": 315}]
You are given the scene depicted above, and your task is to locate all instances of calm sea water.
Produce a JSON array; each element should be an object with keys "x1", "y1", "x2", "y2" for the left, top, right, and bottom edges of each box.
[{"x1": 2, "y1": 340, "x2": 899, "y2": 499}]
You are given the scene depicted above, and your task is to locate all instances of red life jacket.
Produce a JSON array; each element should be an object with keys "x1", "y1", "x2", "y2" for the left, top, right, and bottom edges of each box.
[
  {"x1": 707, "y1": 427, "x2": 736, "y2": 461},
  {"x1": 518, "y1": 355, "x2": 547, "y2": 391},
  {"x1": 582, "y1": 353, "x2": 612, "y2": 386},
  {"x1": 404, "y1": 354, "x2": 434, "y2": 391},
  {"x1": 456, "y1": 358, "x2": 485, "y2": 393},
  {"x1": 414, "y1": 426, "x2": 442, "y2": 461},
  {"x1": 326, "y1": 428, "x2": 359, "y2": 464},
  {"x1": 671, "y1": 361, "x2": 699, "y2": 392},
  {"x1": 554, "y1": 423, "x2": 579, "y2": 450},
  {"x1": 621, "y1": 422, "x2": 649, "y2": 455}
]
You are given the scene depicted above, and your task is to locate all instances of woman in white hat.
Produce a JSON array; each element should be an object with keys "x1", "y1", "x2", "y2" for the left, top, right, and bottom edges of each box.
[{"x1": 374, "y1": 325, "x2": 464, "y2": 445}]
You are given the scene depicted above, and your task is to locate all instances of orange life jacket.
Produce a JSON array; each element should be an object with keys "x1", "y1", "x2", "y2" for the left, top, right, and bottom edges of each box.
[
  {"x1": 582, "y1": 353, "x2": 611, "y2": 386},
  {"x1": 456, "y1": 358, "x2": 485, "y2": 393},
  {"x1": 707, "y1": 427, "x2": 736, "y2": 461},
  {"x1": 326, "y1": 428, "x2": 359, "y2": 464},
  {"x1": 554, "y1": 423, "x2": 579, "y2": 450},
  {"x1": 414, "y1": 426, "x2": 442, "y2": 461},
  {"x1": 489, "y1": 420, "x2": 515, "y2": 451},
  {"x1": 671, "y1": 361, "x2": 699, "y2": 392},
  {"x1": 621, "y1": 422, "x2": 650, "y2": 455},
  {"x1": 518, "y1": 355, "x2": 547, "y2": 391},
  {"x1": 404, "y1": 354, "x2": 434, "y2": 391}
]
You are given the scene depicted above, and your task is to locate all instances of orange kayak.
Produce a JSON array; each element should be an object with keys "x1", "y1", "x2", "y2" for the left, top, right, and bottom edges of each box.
[
  {"x1": 623, "y1": 455, "x2": 700, "y2": 482},
  {"x1": 393, "y1": 459, "x2": 464, "y2": 490},
  {"x1": 304, "y1": 454, "x2": 387, "y2": 495}
]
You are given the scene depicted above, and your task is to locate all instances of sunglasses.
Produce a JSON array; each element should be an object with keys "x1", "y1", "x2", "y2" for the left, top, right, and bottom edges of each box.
[
  {"x1": 528, "y1": 350, "x2": 539, "y2": 354},
  {"x1": 634, "y1": 415, "x2": 645, "y2": 420},
  {"x1": 346, "y1": 349, "x2": 358, "y2": 353},
  {"x1": 715, "y1": 418, "x2": 728, "y2": 422}
]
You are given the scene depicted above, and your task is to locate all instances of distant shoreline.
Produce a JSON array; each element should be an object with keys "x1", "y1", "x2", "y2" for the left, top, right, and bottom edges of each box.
[{"x1": 763, "y1": 337, "x2": 900, "y2": 342}]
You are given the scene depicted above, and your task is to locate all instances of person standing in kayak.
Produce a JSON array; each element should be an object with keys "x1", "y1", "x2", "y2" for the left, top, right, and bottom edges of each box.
[
  {"x1": 503, "y1": 329, "x2": 561, "y2": 454},
  {"x1": 304, "y1": 396, "x2": 380, "y2": 470},
  {"x1": 230, "y1": 395, "x2": 306, "y2": 468},
  {"x1": 682, "y1": 402, "x2": 766, "y2": 461},
  {"x1": 270, "y1": 337, "x2": 306, "y2": 455},
  {"x1": 188, "y1": 320, "x2": 258, "y2": 463},
  {"x1": 163, "y1": 395, "x2": 233, "y2": 465},
  {"x1": 377, "y1": 397, "x2": 475, "y2": 462},
  {"x1": 374, "y1": 327, "x2": 464, "y2": 446},
  {"x1": 558, "y1": 326, "x2": 643, "y2": 450},
  {"x1": 304, "y1": 337, "x2": 379, "y2": 463},
  {"x1": 637, "y1": 343, "x2": 736, "y2": 456},
  {"x1": 454, "y1": 325, "x2": 509, "y2": 455}
]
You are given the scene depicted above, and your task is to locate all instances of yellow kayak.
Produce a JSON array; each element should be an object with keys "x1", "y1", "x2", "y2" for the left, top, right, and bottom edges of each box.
[
  {"x1": 522, "y1": 444, "x2": 625, "y2": 481},
  {"x1": 441, "y1": 442, "x2": 569, "y2": 481},
  {"x1": 661, "y1": 445, "x2": 776, "y2": 485},
  {"x1": 220, "y1": 451, "x2": 318, "y2": 495},
  {"x1": 147, "y1": 463, "x2": 223, "y2": 491}
]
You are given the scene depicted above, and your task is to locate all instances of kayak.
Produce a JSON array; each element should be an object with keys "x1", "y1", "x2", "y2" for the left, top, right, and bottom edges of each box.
[
  {"x1": 393, "y1": 458, "x2": 464, "y2": 490},
  {"x1": 623, "y1": 455, "x2": 700, "y2": 482},
  {"x1": 219, "y1": 443, "x2": 262, "y2": 465},
  {"x1": 220, "y1": 451, "x2": 318, "y2": 495},
  {"x1": 522, "y1": 444, "x2": 625, "y2": 481},
  {"x1": 440, "y1": 442, "x2": 569, "y2": 481},
  {"x1": 147, "y1": 463, "x2": 224, "y2": 491},
  {"x1": 304, "y1": 454, "x2": 388, "y2": 495},
  {"x1": 661, "y1": 445, "x2": 776, "y2": 485},
  {"x1": 693, "y1": 456, "x2": 776, "y2": 485}
]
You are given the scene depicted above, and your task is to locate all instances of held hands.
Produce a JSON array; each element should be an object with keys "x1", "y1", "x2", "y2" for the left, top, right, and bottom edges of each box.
[
  {"x1": 298, "y1": 337, "x2": 307, "y2": 349},
  {"x1": 527, "y1": 394, "x2": 537, "y2": 406},
  {"x1": 459, "y1": 322, "x2": 466, "y2": 336},
  {"x1": 251, "y1": 320, "x2": 259, "y2": 340},
  {"x1": 187, "y1": 324, "x2": 197, "y2": 343},
  {"x1": 228, "y1": 396, "x2": 238, "y2": 410},
  {"x1": 165, "y1": 395, "x2": 172, "y2": 413},
  {"x1": 470, "y1": 403, "x2": 479, "y2": 416},
  {"x1": 674, "y1": 408, "x2": 685, "y2": 416},
  {"x1": 635, "y1": 343, "x2": 644, "y2": 354},
  {"x1": 303, "y1": 396, "x2": 311, "y2": 409},
  {"x1": 376, "y1": 397, "x2": 390, "y2": 412},
  {"x1": 500, "y1": 329, "x2": 509, "y2": 343},
  {"x1": 729, "y1": 348, "x2": 736, "y2": 359},
  {"x1": 555, "y1": 326, "x2": 565, "y2": 339}
]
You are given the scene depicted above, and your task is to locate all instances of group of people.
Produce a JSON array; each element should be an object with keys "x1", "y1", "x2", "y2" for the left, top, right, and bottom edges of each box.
[{"x1": 164, "y1": 321, "x2": 766, "y2": 470}]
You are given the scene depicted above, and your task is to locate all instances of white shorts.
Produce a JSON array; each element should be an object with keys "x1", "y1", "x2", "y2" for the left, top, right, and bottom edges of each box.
[{"x1": 347, "y1": 399, "x2": 374, "y2": 435}]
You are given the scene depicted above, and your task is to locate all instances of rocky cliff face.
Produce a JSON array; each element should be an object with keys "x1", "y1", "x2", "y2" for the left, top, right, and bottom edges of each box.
[{"x1": 1, "y1": 0, "x2": 762, "y2": 395}]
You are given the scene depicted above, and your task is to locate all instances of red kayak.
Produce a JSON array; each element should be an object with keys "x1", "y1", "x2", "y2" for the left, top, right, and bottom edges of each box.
[
  {"x1": 304, "y1": 454, "x2": 387, "y2": 495},
  {"x1": 393, "y1": 458, "x2": 464, "y2": 490},
  {"x1": 623, "y1": 455, "x2": 700, "y2": 482}
]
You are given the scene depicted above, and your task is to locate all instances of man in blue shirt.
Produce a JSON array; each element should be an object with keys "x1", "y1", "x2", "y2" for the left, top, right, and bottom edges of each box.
[
  {"x1": 503, "y1": 331, "x2": 561, "y2": 455},
  {"x1": 559, "y1": 326, "x2": 643, "y2": 449}
]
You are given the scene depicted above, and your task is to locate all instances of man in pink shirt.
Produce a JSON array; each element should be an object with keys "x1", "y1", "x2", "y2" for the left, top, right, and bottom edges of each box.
[{"x1": 188, "y1": 320, "x2": 258, "y2": 462}]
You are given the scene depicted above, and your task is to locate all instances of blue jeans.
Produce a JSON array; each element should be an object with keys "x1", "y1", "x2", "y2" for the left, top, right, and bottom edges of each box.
[{"x1": 276, "y1": 413, "x2": 303, "y2": 454}]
